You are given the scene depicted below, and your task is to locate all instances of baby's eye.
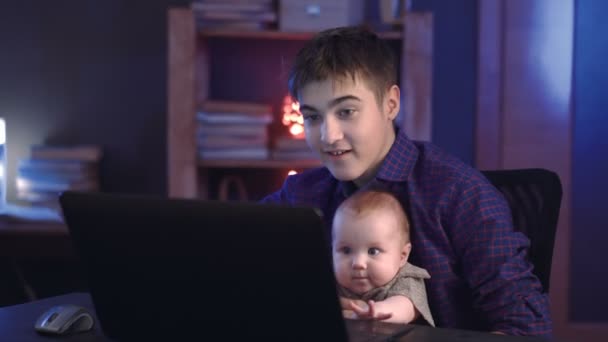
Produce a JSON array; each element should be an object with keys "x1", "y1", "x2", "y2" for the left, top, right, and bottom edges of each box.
[
  {"x1": 340, "y1": 247, "x2": 351, "y2": 254},
  {"x1": 368, "y1": 248, "x2": 381, "y2": 256}
]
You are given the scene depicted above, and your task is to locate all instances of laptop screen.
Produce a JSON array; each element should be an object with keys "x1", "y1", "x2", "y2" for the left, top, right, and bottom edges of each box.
[{"x1": 60, "y1": 191, "x2": 348, "y2": 340}]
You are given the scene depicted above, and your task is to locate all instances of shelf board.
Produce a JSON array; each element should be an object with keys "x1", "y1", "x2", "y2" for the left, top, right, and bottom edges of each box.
[
  {"x1": 199, "y1": 29, "x2": 402, "y2": 41},
  {"x1": 199, "y1": 159, "x2": 322, "y2": 169}
]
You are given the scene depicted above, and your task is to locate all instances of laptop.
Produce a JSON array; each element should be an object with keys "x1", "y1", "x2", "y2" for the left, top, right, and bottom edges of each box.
[{"x1": 60, "y1": 191, "x2": 412, "y2": 341}]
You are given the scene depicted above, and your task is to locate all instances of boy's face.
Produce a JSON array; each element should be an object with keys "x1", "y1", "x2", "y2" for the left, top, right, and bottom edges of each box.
[
  {"x1": 332, "y1": 208, "x2": 411, "y2": 294},
  {"x1": 298, "y1": 75, "x2": 399, "y2": 187}
]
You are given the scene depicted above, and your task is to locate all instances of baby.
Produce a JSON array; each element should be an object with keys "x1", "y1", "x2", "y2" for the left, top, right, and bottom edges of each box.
[{"x1": 332, "y1": 190, "x2": 435, "y2": 326}]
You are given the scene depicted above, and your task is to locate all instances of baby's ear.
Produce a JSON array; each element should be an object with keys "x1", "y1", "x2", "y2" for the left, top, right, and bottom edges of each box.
[{"x1": 400, "y1": 242, "x2": 412, "y2": 267}]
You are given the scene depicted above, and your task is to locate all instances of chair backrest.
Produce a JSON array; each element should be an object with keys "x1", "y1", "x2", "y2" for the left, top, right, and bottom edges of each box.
[{"x1": 481, "y1": 168, "x2": 562, "y2": 293}]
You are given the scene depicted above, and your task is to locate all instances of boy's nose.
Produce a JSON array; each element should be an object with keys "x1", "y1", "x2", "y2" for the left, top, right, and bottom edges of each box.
[{"x1": 320, "y1": 117, "x2": 343, "y2": 145}]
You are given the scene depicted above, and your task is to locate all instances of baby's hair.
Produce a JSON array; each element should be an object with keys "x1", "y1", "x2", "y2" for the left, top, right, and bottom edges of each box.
[
  {"x1": 335, "y1": 190, "x2": 410, "y2": 242},
  {"x1": 288, "y1": 26, "x2": 397, "y2": 105}
]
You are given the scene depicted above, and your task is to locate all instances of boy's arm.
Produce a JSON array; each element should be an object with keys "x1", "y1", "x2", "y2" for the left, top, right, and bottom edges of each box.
[{"x1": 446, "y1": 176, "x2": 552, "y2": 336}]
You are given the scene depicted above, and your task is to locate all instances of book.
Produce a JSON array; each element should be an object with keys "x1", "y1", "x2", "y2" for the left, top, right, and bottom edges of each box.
[
  {"x1": 0, "y1": 203, "x2": 63, "y2": 223},
  {"x1": 197, "y1": 122, "x2": 269, "y2": 138},
  {"x1": 194, "y1": 10, "x2": 277, "y2": 22},
  {"x1": 18, "y1": 159, "x2": 97, "y2": 174},
  {"x1": 30, "y1": 145, "x2": 102, "y2": 162},
  {"x1": 198, "y1": 135, "x2": 268, "y2": 149},
  {"x1": 196, "y1": 111, "x2": 273, "y2": 124},
  {"x1": 192, "y1": 0, "x2": 274, "y2": 6},
  {"x1": 196, "y1": 20, "x2": 269, "y2": 31},
  {"x1": 192, "y1": 2, "x2": 272, "y2": 12},
  {"x1": 274, "y1": 136, "x2": 310, "y2": 151},
  {"x1": 17, "y1": 168, "x2": 97, "y2": 184},
  {"x1": 201, "y1": 100, "x2": 272, "y2": 115},
  {"x1": 16, "y1": 176, "x2": 99, "y2": 193},
  {"x1": 16, "y1": 189, "x2": 61, "y2": 203},
  {"x1": 199, "y1": 148, "x2": 269, "y2": 160}
]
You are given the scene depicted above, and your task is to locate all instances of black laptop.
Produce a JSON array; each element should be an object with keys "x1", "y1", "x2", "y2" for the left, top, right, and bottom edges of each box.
[{"x1": 60, "y1": 191, "x2": 412, "y2": 341}]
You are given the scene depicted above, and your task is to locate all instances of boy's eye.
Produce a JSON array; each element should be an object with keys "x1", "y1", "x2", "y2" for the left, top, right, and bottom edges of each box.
[
  {"x1": 340, "y1": 247, "x2": 351, "y2": 254},
  {"x1": 368, "y1": 248, "x2": 380, "y2": 256},
  {"x1": 337, "y1": 109, "x2": 355, "y2": 118},
  {"x1": 303, "y1": 113, "x2": 320, "y2": 122}
]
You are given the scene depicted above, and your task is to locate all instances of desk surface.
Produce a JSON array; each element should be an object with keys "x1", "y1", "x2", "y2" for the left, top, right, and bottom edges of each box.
[
  {"x1": 0, "y1": 220, "x2": 73, "y2": 258},
  {"x1": 0, "y1": 292, "x2": 105, "y2": 341},
  {"x1": 0, "y1": 292, "x2": 562, "y2": 342}
]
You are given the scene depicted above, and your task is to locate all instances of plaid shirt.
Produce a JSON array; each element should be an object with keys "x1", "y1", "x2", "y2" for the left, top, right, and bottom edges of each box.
[{"x1": 261, "y1": 129, "x2": 552, "y2": 337}]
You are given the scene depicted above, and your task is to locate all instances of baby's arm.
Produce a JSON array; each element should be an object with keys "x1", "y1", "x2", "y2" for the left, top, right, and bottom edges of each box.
[
  {"x1": 349, "y1": 296, "x2": 419, "y2": 324},
  {"x1": 373, "y1": 296, "x2": 419, "y2": 324}
]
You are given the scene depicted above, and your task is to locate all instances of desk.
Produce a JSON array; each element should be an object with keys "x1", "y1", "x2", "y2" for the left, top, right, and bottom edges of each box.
[
  {"x1": 0, "y1": 292, "x2": 106, "y2": 342},
  {"x1": 0, "y1": 220, "x2": 73, "y2": 258},
  {"x1": 0, "y1": 292, "x2": 562, "y2": 342},
  {"x1": 0, "y1": 220, "x2": 83, "y2": 306}
]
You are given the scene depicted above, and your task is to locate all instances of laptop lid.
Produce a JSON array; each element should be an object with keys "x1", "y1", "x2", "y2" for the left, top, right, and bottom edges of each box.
[{"x1": 59, "y1": 191, "x2": 348, "y2": 341}]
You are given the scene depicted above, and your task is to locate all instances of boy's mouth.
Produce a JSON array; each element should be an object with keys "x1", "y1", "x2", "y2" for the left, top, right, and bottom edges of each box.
[{"x1": 324, "y1": 149, "x2": 351, "y2": 156}]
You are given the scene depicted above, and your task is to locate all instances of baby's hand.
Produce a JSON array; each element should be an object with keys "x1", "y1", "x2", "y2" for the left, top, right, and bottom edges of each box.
[
  {"x1": 347, "y1": 300, "x2": 393, "y2": 321},
  {"x1": 339, "y1": 297, "x2": 366, "y2": 310},
  {"x1": 342, "y1": 309, "x2": 357, "y2": 319}
]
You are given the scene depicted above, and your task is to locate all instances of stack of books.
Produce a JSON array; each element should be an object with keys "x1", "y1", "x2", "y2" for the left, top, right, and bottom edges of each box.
[
  {"x1": 272, "y1": 136, "x2": 318, "y2": 161},
  {"x1": 191, "y1": 0, "x2": 277, "y2": 31},
  {"x1": 197, "y1": 100, "x2": 273, "y2": 160},
  {"x1": 15, "y1": 145, "x2": 102, "y2": 212}
]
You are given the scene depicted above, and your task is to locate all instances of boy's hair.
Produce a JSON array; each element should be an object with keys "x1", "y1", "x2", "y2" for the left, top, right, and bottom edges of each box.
[
  {"x1": 288, "y1": 26, "x2": 397, "y2": 105},
  {"x1": 335, "y1": 190, "x2": 410, "y2": 242}
]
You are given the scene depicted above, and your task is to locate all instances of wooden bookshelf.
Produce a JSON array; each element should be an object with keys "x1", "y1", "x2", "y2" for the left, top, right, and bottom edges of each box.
[
  {"x1": 199, "y1": 29, "x2": 402, "y2": 40},
  {"x1": 167, "y1": 8, "x2": 433, "y2": 200}
]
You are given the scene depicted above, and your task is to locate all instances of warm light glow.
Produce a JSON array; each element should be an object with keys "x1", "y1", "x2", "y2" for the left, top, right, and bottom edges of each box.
[
  {"x1": 281, "y1": 94, "x2": 305, "y2": 139},
  {"x1": 289, "y1": 124, "x2": 304, "y2": 136},
  {"x1": 287, "y1": 170, "x2": 297, "y2": 176}
]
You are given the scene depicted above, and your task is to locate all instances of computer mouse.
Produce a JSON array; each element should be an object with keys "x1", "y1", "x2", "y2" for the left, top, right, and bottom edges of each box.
[{"x1": 34, "y1": 304, "x2": 95, "y2": 335}]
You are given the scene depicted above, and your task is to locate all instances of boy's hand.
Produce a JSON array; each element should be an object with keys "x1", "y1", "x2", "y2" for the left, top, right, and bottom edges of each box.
[{"x1": 345, "y1": 299, "x2": 393, "y2": 321}]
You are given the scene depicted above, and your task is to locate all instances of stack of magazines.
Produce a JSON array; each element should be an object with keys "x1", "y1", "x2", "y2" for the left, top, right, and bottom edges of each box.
[
  {"x1": 272, "y1": 135, "x2": 317, "y2": 161},
  {"x1": 191, "y1": 0, "x2": 277, "y2": 31},
  {"x1": 197, "y1": 100, "x2": 273, "y2": 160},
  {"x1": 15, "y1": 145, "x2": 102, "y2": 213}
]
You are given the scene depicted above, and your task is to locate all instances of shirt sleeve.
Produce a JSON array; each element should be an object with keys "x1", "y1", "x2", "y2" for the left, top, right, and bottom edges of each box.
[
  {"x1": 387, "y1": 275, "x2": 436, "y2": 327},
  {"x1": 444, "y1": 175, "x2": 553, "y2": 337},
  {"x1": 259, "y1": 177, "x2": 292, "y2": 204}
]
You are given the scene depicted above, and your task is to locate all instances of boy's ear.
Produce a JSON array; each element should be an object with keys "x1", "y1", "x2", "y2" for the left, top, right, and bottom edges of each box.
[
  {"x1": 400, "y1": 242, "x2": 412, "y2": 267},
  {"x1": 385, "y1": 85, "x2": 401, "y2": 120}
]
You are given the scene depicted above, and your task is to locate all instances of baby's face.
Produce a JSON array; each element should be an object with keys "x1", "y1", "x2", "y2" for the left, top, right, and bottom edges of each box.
[{"x1": 332, "y1": 208, "x2": 410, "y2": 294}]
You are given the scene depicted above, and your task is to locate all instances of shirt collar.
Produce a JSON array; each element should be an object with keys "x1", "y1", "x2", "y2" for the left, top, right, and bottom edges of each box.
[
  {"x1": 375, "y1": 127, "x2": 418, "y2": 182},
  {"x1": 338, "y1": 127, "x2": 418, "y2": 196}
]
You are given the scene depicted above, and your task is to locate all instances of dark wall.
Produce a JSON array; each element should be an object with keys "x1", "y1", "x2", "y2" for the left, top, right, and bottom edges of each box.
[
  {"x1": 0, "y1": 0, "x2": 189, "y2": 200},
  {"x1": 412, "y1": 0, "x2": 477, "y2": 165},
  {"x1": 571, "y1": 0, "x2": 608, "y2": 322}
]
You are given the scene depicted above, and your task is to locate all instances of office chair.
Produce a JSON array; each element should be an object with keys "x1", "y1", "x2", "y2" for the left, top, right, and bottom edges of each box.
[{"x1": 481, "y1": 168, "x2": 562, "y2": 293}]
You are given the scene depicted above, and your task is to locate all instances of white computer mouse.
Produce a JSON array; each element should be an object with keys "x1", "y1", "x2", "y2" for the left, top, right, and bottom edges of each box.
[{"x1": 34, "y1": 304, "x2": 95, "y2": 335}]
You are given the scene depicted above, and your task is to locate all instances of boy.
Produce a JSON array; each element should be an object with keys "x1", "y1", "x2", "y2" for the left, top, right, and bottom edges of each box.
[
  {"x1": 261, "y1": 26, "x2": 552, "y2": 336},
  {"x1": 333, "y1": 190, "x2": 434, "y2": 326}
]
